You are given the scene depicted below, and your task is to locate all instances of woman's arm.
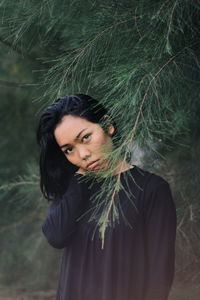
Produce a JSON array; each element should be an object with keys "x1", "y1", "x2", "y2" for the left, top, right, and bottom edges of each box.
[
  {"x1": 42, "y1": 176, "x2": 89, "y2": 249},
  {"x1": 143, "y1": 179, "x2": 177, "y2": 300}
]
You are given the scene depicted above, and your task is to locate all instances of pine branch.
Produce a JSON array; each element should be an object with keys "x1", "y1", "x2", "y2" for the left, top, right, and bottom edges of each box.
[
  {"x1": 57, "y1": 14, "x2": 141, "y2": 96},
  {"x1": 0, "y1": 80, "x2": 33, "y2": 88},
  {"x1": 98, "y1": 42, "x2": 199, "y2": 243},
  {"x1": 0, "y1": 181, "x2": 39, "y2": 191}
]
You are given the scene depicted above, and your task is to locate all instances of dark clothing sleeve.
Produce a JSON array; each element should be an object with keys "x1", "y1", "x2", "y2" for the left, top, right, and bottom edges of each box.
[
  {"x1": 42, "y1": 177, "x2": 89, "y2": 249},
  {"x1": 143, "y1": 180, "x2": 177, "y2": 300}
]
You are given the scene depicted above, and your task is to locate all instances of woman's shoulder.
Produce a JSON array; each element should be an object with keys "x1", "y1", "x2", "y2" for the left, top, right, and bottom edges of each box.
[
  {"x1": 132, "y1": 165, "x2": 170, "y2": 191},
  {"x1": 132, "y1": 166, "x2": 174, "y2": 213}
]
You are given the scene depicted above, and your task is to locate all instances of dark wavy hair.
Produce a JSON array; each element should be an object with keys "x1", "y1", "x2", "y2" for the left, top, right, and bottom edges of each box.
[{"x1": 37, "y1": 94, "x2": 119, "y2": 201}]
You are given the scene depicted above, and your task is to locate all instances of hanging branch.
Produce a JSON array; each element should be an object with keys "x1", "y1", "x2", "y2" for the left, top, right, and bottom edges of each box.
[
  {"x1": 56, "y1": 14, "x2": 141, "y2": 96},
  {"x1": 98, "y1": 44, "x2": 194, "y2": 245},
  {"x1": 0, "y1": 80, "x2": 33, "y2": 88},
  {"x1": 0, "y1": 181, "x2": 39, "y2": 191}
]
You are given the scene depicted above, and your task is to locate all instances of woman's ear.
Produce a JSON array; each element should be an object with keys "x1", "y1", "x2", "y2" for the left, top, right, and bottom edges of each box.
[
  {"x1": 103, "y1": 115, "x2": 115, "y2": 136},
  {"x1": 104, "y1": 115, "x2": 115, "y2": 135},
  {"x1": 107, "y1": 124, "x2": 115, "y2": 136}
]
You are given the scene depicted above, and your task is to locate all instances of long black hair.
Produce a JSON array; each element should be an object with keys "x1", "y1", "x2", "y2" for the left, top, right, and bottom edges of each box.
[{"x1": 37, "y1": 94, "x2": 119, "y2": 201}]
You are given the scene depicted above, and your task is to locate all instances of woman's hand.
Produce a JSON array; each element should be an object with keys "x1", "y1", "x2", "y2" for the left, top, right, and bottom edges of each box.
[{"x1": 75, "y1": 168, "x2": 86, "y2": 175}]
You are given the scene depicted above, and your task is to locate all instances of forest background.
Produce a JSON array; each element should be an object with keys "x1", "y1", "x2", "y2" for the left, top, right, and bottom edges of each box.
[{"x1": 0, "y1": 1, "x2": 200, "y2": 299}]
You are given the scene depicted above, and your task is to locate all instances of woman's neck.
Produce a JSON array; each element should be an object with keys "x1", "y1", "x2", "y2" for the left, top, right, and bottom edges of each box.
[{"x1": 112, "y1": 159, "x2": 134, "y2": 175}]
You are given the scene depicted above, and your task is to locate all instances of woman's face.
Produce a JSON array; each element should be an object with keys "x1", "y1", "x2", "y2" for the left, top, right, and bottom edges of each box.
[{"x1": 54, "y1": 114, "x2": 115, "y2": 173}]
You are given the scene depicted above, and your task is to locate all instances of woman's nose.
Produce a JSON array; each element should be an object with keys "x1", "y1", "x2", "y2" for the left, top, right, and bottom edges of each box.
[{"x1": 78, "y1": 146, "x2": 91, "y2": 160}]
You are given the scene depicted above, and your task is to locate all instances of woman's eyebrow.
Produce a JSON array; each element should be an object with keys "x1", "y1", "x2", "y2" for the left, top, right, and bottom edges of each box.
[{"x1": 59, "y1": 128, "x2": 89, "y2": 148}]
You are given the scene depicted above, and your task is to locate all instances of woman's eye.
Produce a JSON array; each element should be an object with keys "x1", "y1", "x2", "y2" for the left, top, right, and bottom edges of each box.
[
  {"x1": 64, "y1": 147, "x2": 73, "y2": 155},
  {"x1": 64, "y1": 134, "x2": 91, "y2": 155},
  {"x1": 82, "y1": 134, "x2": 91, "y2": 141}
]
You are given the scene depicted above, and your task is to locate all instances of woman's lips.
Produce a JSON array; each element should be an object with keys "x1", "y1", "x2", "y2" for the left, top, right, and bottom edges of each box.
[{"x1": 87, "y1": 160, "x2": 99, "y2": 169}]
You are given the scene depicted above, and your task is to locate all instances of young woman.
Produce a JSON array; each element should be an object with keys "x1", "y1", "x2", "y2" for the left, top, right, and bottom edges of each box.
[{"x1": 37, "y1": 94, "x2": 177, "y2": 300}]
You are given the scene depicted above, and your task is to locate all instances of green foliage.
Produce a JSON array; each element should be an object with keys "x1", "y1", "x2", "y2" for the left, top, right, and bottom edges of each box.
[
  {"x1": 0, "y1": 0, "x2": 200, "y2": 291},
  {"x1": 0, "y1": 163, "x2": 59, "y2": 290}
]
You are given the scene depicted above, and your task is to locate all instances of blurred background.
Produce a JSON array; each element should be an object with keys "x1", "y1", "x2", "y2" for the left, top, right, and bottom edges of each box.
[{"x1": 0, "y1": 1, "x2": 200, "y2": 299}]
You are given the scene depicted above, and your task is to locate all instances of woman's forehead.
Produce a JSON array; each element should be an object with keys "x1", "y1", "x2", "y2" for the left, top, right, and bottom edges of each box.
[
  {"x1": 54, "y1": 115, "x2": 96, "y2": 144},
  {"x1": 59, "y1": 114, "x2": 91, "y2": 127}
]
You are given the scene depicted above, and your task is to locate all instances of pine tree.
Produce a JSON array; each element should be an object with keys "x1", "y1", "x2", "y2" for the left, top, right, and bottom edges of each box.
[{"x1": 0, "y1": 0, "x2": 200, "y2": 292}]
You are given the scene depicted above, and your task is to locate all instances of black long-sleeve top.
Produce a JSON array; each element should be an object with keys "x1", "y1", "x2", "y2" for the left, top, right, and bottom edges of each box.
[{"x1": 42, "y1": 165, "x2": 177, "y2": 300}]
